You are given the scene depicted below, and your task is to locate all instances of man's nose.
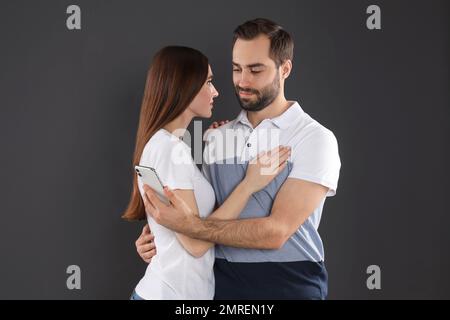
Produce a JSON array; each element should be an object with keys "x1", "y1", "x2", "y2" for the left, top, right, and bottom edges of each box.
[{"x1": 238, "y1": 70, "x2": 251, "y2": 88}]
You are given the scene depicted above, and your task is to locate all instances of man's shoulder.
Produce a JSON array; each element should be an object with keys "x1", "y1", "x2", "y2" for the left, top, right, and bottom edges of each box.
[{"x1": 289, "y1": 111, "x2": 337, "y2": 145}]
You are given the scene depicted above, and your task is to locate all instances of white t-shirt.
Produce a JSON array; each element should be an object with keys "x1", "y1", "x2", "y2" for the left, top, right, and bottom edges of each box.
[{"x1": 134, "y1": 129, "x2": 216, "y2": 300}]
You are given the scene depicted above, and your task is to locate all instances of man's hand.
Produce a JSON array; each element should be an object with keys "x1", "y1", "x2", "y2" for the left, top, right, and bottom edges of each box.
[
  {"x1": 135, "y1": 224, "x2": 156, "y2": 263},
  {"x1": 142, "y1": 184, "x2": 197, "y2": 233}
]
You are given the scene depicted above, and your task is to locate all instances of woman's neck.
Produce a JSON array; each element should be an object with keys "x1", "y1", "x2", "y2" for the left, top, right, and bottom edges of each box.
[{"x1": 163, "y1": 113, "x2": 192, "y2": 138}]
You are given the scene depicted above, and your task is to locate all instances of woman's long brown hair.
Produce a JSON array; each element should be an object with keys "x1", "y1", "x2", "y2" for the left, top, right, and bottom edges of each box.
[{"x1": 122, "y1": 46, "x2": 209, "y2": 221}]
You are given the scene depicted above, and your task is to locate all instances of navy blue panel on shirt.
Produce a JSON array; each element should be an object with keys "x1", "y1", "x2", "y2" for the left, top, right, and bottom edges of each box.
[{"x1": 213, "y1": 258, "x2": 328, "y2": 300}]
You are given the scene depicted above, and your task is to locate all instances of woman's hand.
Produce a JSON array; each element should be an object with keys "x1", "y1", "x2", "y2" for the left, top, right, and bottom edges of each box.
[
  {"x1": 208, "y1": 120, "x2": 229, "y2": 129},
  {"x1": 135, "y1": 224, "x2": 156, "y2": 263},
  {"x1": 242, "y1": 146, "x2": 291, "y2": 194}
]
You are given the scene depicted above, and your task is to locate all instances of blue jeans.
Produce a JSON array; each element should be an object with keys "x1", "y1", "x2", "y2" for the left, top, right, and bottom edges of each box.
[{"x1": 129, "y1": 290, "x2": 144, "y2": 300}]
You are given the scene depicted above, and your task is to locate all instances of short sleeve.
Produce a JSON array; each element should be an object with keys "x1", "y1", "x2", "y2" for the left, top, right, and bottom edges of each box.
[
  {"x1": 140, "y1": 136, "x2": 196, "y2": 190},
  {"x1": 288, "y1": 128, "x2": 341, "y2": 197}
]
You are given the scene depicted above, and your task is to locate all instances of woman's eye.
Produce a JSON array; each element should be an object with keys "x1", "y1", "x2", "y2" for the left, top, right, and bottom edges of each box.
[{"x1": 233, "y1": 69, "x2": 241, "y2": 72}]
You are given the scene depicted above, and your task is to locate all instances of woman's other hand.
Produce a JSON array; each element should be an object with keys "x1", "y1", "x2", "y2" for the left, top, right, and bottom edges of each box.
[
  {"x1": 135, "y1": 224, "x2": 156, "y2": 263},
  {"x1": 243, "y1": 146, "x2": 291, "y2": 194},
  {"x1": 208, "y1": 120, "x2": 229, "y2": 129}
]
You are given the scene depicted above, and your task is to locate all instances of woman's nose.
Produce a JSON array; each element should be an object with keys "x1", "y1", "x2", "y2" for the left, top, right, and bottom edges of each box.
[{"x1": 212, "y1": 86, "x2": 219, "y2": 98}]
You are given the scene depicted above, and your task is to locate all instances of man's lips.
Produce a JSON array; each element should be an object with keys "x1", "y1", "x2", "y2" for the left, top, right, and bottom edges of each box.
[{"x1": 239, "y1": 91, "x2": 254, "y2": 97}]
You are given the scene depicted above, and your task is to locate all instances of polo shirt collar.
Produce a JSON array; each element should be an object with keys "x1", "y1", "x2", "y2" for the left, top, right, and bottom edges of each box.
[{"x1": 234, "y1": 101, "x2": 304, "y2": 129}]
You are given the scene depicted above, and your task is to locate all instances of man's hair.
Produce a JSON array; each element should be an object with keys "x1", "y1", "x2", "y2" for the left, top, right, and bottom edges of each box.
[{"x1": 232, "y1": 18, "x2": 294, "y2": 67}]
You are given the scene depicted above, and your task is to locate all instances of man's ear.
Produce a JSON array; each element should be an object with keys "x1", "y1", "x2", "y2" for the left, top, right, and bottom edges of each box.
[{"x1": 281, "y1": 60, "x2": 292, "y2": 79}]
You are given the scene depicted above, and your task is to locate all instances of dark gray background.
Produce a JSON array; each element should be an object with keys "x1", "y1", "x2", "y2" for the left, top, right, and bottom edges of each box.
[{"x1": 0, "y1": 0, "x2": 448, "y2": 299}]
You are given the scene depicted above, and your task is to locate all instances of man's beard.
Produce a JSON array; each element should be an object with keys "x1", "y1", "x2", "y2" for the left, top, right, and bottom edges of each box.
[{"x1": 234, "y1": 72, "x2": 280, "y2": 112}]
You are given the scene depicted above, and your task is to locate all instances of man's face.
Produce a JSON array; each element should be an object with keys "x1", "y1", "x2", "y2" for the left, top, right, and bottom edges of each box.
[{"x1": 232, "y1": 35, "x2": 281, "y2": 112}]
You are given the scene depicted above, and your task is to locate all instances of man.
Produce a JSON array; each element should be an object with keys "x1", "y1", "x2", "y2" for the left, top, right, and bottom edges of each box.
[{"x1": 135, "y1": 18, "x2": 341, "y2": 299}]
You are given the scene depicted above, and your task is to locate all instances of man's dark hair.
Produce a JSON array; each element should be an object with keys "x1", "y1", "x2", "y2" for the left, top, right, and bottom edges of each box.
[{"x1": 233, "y1": 18, "x2": 294, "y2": 67}]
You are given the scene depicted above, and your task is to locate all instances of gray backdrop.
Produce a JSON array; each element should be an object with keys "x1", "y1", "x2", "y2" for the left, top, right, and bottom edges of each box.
[{"x1": 0, "y1": 0, "x2": 449, "y2": 299}]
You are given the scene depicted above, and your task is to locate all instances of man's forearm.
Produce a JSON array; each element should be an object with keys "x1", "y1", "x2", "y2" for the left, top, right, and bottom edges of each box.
[
  {"x1": 207, "y1": 180, "x2": 253, "y2": 221},
  {"x1": 183, "y1": 215, "x2": 285, "y2": 250}
]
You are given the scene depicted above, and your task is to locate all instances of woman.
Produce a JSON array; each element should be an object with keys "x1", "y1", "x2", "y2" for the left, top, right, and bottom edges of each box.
[{"x1": 122, "y1": 46, "x2": 290, "y2": 300}]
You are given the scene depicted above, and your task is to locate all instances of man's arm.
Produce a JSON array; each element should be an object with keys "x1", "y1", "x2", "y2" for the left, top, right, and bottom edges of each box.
[
  {"x1": 186, "y1": 178, "x2": 328, "y2": 249},
  {"x1": 145, "y1": 178, "x2": 328, "y2": 249}
]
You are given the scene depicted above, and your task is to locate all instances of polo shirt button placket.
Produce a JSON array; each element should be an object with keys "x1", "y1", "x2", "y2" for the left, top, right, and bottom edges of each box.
[{"x1": 247, "y1": 127, "x2": 254, "y2": 148}]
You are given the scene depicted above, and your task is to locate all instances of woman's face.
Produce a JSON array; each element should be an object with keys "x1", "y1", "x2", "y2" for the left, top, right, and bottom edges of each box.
[{"x1": 188, "y1": 65, "x2": 219, "y2": 118}]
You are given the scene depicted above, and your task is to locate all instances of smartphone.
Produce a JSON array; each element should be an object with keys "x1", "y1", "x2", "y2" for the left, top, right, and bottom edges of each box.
[{"x1": 135, "y1": 165, "x2": 170, "y2": 205}]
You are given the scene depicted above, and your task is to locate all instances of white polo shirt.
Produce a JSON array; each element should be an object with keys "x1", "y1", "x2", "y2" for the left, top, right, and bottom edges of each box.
[
  {"x1": 134, "y1": 129, "x2": 216, "y2": 300},
  {"x1": 202, "y1": 101, "x2": 341, "y2": 263}
]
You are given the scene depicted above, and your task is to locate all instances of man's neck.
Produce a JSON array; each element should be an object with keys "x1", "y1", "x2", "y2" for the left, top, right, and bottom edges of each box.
[{"x1": 247, "y1": 96, "x2": 291, "y2": 128}]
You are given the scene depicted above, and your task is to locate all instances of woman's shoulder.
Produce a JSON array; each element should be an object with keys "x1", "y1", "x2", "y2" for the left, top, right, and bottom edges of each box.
[
  {"x1": 141, "y1": 129, "x2": 193, "y2": 166},
  {"x1": 140, "y1": 129, "x2": 197, "y2": 188},
  {"x1": 145, "y1": 129, "x2": 178, "y2": 147}
]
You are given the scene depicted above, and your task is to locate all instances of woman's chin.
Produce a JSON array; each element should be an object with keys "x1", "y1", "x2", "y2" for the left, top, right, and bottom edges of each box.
[
  {"x1": 203, "y1": 110, "x2": 213, "y2": 118},
  {"x1": 194, "y1": 109, "x2": 213, "y2": 119}
]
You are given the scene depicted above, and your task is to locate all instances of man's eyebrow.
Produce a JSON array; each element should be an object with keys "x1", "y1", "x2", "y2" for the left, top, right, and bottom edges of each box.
[
  {"x1": 247, "y1": 63, "x2": 266, "y2": 68},
  {"x1": 232, "y1": 62, "x2": 266, "y2": 68}
]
